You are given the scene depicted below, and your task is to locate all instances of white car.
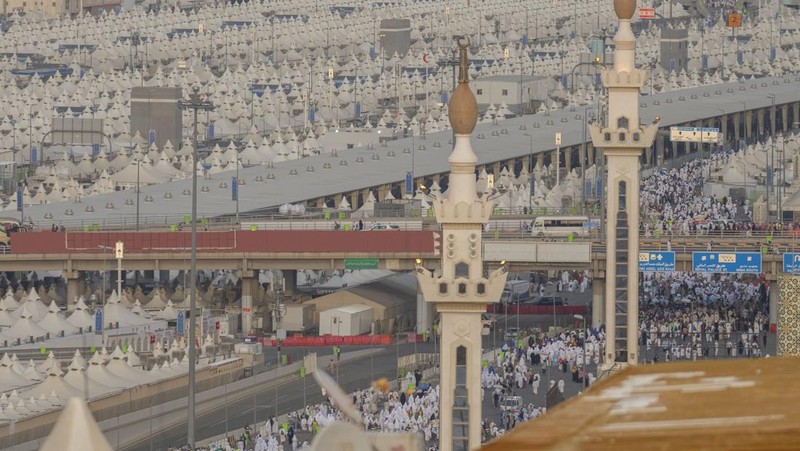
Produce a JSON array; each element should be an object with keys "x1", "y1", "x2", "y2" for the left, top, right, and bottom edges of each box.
[{"x1": 367, "y1": 224, "x2": 401, "y2": 231}]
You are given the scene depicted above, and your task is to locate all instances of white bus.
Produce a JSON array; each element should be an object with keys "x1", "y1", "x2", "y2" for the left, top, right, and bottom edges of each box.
[{"x1": 530, "y1": 216, "x2": 591, "y2": 237}]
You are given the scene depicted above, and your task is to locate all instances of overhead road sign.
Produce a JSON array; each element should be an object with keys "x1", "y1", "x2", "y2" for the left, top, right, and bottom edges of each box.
[
  {"x1": 783, "y1": 253, "x2": 800, "y2": 273},
  {"x1": 638, "y1": 251, "x2": 675, "y2": 272},
  {"x1": 639, "y1": 8, "x2": 655, "y2": 19},
  {"x1": 692, "y1": 252, "x2": 762, "y2": 274},
  {"x1": 344, "y1": 258, "x2": 379, "y2": 270},
  {"x1": 670, "y1": 127, "x2": 721, "y2": 143},
  {"x1": 728, "y1": 12, "x2": 742, "y2": 28}
]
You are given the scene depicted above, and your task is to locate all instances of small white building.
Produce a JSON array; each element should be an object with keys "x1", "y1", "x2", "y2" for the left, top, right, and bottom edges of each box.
[
  {"x1": 319, "y1": 304, "x2": 374, "y2": 336},
  {"x1": 473, "y1": 75, "x2": 557, "y2": 115}
]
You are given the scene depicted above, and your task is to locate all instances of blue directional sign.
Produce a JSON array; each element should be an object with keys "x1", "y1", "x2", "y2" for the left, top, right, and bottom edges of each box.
[
  {"x1": 231, "y1": 176, "x2": 238, "y2": 201},
  {"x1": 692, "y1": 252, "x2": 762, "y2": 274},
  {"x1": 16, "y1": 188, "x2": 22, "y2": 212},
  {"x1": 148, "y1": 129, "x2": 156, "y2": 146},
  {"x1": 31, "y1": 147, "x2": 37, "y2": 164},
  {"x1": 92, "y1": 143, "x2": 100, "y2": 155},
  {"x1": 177, "y1": 310, "x2": 185, "y2": 336},
  {"x1": 95, "y1": 309, "x2": 103, "y2": 334},
  {"x1": 405, "y1": 171, "x2": 413, "y2": 192},
  {"x1": 783, "y1": 253, "x2": 800, "y2": 273},
  {"x1": 639, "y1": 251, "x2": 676, "y2": 272},
  {"x1": 207, "y1": 123, "x2": 215, "y2": 139}
]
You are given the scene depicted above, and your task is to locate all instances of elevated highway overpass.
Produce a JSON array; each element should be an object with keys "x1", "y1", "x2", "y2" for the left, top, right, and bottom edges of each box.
[
  {"x1": 4, "y1": 229, "x2": 792, "y2": 329},
  {"x1": 3, "y1": 228, "x2": 796, "y2": 279},
  {"x1": 17, "y1": 74, "x2": 800, "y2": 228}
]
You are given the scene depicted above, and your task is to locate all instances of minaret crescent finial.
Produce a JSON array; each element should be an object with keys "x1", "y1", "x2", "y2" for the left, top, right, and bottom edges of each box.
[{"x1": 457, "y1": 37, "x2": 470, "y2": 84}]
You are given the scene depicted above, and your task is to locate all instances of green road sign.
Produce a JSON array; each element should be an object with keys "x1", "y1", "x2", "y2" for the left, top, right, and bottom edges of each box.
[{"x1": 344, "y1": 258, "x2": 379, "y2": 270}]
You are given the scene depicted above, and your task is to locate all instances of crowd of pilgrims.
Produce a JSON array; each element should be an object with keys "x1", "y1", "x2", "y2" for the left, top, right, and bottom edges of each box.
[
  {"x1": 640, "y1": 153, "x2": 750, "y2": 236},
  {"x1": 639, "y1": 271, "x2": 771, "y2": 361},
  {"x1": 480, "y1": 327, "x2": 604, "y2": 441},
  {"x1": 192, "y1": 379, "x2": 442, "y2": 451}
]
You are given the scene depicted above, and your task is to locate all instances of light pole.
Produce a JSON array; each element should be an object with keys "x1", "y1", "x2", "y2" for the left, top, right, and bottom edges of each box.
[
  {"x1": 767, "y1": 94, "x2": 775, "y2": 221},
  {"x1": 136, "y1": 149, "x2": 141, "y2": 230},
  {"x1": 738, "y1": 101, "x2": 747, "y2": 143},
  {"x1": 177, "y1": 86, "x2": 215, "y2": 449},
  {"x1": 582, "y1": 107, "x2": 594, "y2": 209}
]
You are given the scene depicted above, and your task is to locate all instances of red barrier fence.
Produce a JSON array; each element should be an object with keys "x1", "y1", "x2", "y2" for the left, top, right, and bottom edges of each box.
[
  {"x1": 486, "y1": 304, "x2": 589, "y2": 315},
  {"x1": 262, "y1": 334, "x2": 392, "y2": 347}
]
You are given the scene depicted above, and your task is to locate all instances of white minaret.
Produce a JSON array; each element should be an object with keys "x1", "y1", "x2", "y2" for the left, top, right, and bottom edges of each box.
[
  {"x1": 590, "y1": 0, "x2": 658, "y2": 367},
  {"x1": 416, "y1": 38, "x2": 508, "y2": 451}
]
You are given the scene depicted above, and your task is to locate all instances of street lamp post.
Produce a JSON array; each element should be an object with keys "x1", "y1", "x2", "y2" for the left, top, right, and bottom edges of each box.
[
  {"x1": 177, "y1": 86, "x2": 214, "y2": 449},
  {"x1": 767, "y1": 94, "x2": 776, "y2": 221},
  {"x1": 582, "y1": 107, "x2": 594, "y2": 209},
  {"x1": 136, "y1": 151, "x2": 141, "y2": 230}
]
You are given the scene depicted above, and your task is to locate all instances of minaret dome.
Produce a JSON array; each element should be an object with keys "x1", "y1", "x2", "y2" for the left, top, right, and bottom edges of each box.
[
  {"x1": 448, "y1": 37, "x2": 478, "y2": 135},
  {"x1": 614, "y1": 0, "x2": 636, "y2": 19}
]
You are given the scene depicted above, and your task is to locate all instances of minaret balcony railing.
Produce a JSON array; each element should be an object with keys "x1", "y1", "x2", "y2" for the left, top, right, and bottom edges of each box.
[
  {"x1": 589, "y1": 122, "x2": 659, "y2": 151},
  {"x1": 600, "y1": 67, "x2": 648, "y2": 88},
  {"x1": 431, "y1": 198, "x2": 493, "y2": 225},
  {"x1": 416, "y1": 266, "x2": 507, "y2": 305}
]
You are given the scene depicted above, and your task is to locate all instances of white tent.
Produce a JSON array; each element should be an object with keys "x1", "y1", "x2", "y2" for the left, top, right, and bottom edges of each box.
[
  {"x1": 21, "y1": 366, "x2": 82, "y2": 401},
  {"x1": 12, "y1": 297, "x2": 49, "y2": 321},
  {"x1": 40, "y1": 397, "x2": 113, "y2": 451},
  {"x1": 85, "y1": 352, "x2": 135, "y2": 388},
  {"x1": 103, "y1": 297, "x2": 153, "y2": 327},
  {"x1": 37, "y1": 301, "x2": 78, "y2": 336},
  {"x1": 66, "y1": 300, "x2": 94, "y2": 330},
  {"x1": 62, "y1": 358, "x2": 118, "y2": 399},
  {"x1": 5, "y1": 305, "x2": 49, "y2": 340},
  {"x1": 103, "y1": 347, "x2": 153, "y2": 383}
]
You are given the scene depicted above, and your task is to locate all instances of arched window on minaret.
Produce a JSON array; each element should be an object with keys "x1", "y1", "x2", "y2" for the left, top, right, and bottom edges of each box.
[
  {"x1": 455, "y1": 262, "x2": 469, "y2": 278},
  {"x1": 617, "y1": 116, "x2": 629, "y2": 130}
]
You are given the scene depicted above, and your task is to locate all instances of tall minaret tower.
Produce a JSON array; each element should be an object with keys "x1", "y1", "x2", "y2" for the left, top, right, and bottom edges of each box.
[
  {"x1": 589, "y1": 0, "x2": 658, "y2": 367},
  {"x1": 416, "y1": 38, "x2": 508, "y2": 451}
]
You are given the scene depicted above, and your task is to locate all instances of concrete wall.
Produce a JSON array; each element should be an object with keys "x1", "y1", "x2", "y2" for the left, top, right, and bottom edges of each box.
[
  {"x1": 483, "y1": 241, "x2": 592, "y2": 263},
  {"x1": 12, "y1": 230, "x2": 437, "y2": 255},
  {"x1": 0, "y1": 358, "x2": 244, "y2": 448},
  {"x1": 379, "y1": 19, "x2": 411, "y2": 57},
  {"x1": 130, "y1": 87, "x2": 182, "y2": 150},
  {"x1": 473, "y1": 76, "x2": 557, "y2": 112},
  {"x1": 660, "y1": 29, "x2": 689, "y2": 72}
]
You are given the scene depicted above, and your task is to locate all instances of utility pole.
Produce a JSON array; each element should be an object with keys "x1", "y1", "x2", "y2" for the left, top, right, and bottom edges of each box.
[{"x1": 177, "y1": 86, "x2": 215, "y2": 450}]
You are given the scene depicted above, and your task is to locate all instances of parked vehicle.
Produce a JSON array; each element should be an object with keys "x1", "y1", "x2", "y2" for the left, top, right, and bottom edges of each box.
[
  {"x1": 368, "y1": 224, "x2": 401, "y2": 231},
  {"x1": 500, "y1": 280, "x2": 531, "y2": 304},
  {"x1": 530, "y1": 296, "x2": 568, "y2": 306},
  {"x1": 499, "y1": 395, "x2": 523, "y2": 412},
  {"x1": 531, "y1": 216, "x2": 592, "y2": 237}
]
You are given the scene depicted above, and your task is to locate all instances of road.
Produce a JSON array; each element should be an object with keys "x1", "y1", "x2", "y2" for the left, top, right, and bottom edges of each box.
[
  {"x1": 126, "y1": 343, "x2": 432, "y2": 451},
  {"x1": 125, "y1": 288, "x2": 777, "y2": 450}
]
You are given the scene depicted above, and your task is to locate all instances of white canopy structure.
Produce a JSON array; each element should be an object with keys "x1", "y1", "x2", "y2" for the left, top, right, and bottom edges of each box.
[{"x1": 40, "y1": 397, "x2": 113, "y2": 451}]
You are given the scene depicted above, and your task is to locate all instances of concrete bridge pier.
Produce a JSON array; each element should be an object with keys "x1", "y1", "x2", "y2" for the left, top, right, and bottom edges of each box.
[
  {"x1": 416, "y1": 292, "x2": 434, "y2": 335},
  {"x1": 655, "y1": 133, "x2": 665, "y2": 166},
  {"x1": 241, "y1": 270, "x2": 256, "y2": 335},
  {"x1": 65, "y1": 271, "x2": 84, "y2": 308},
  {"x1": 159, "y1": 270, "x2": 171, "y2": 287},
  {"x1": 591, "y1": 278, "x2": 604, "y2": 328},
  {"x1": 564, "y1": 148, "x2": 573, "y2": 172},
  {"x1": 282, "y1": 269, "x2": 297, "y2": 297}
]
